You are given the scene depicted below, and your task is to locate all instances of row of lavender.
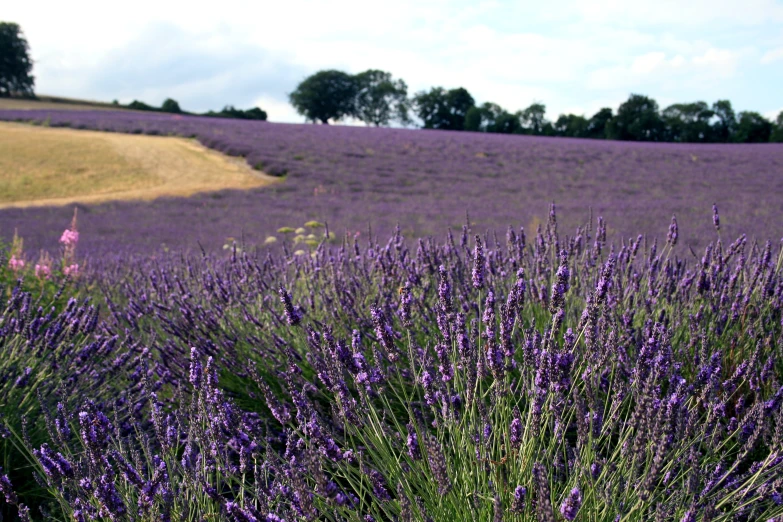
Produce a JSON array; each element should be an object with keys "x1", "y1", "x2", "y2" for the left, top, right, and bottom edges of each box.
[
  {"x1": 1, "y1": 207, "x2": 782, "y2": 520},
  {"x1": 2, "y1": 110, "x2": 783, "y2": 257}
]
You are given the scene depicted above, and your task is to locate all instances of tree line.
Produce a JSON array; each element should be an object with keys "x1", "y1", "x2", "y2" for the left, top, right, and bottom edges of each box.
[
  {"x1": 290, "y1": 69, "x2": 783, "y2": 143},
  {"x1": 121, "y1": 98, "x2": 267, "y2": 121},
  {"x1": 2, "y1": 21, "x2": 781, "y2": 143},
  {"x1": 0, "y1": 22, "x2": 266, "y2": 122}
]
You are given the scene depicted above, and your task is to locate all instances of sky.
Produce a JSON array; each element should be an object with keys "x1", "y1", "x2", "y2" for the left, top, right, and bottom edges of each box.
[{"x1": 5, "y1": 0, "x2": 783, "y2": 124}]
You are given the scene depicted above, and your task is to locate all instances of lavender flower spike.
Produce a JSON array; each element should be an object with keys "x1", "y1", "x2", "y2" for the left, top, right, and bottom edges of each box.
[
  {"x1": 712, "y1": 203, "x2": 720, "y2": 232},
  {"x1": 472, "y1": 235, "x2": 485, "y2": 289},
  {"x1": 278, "y1": 285, "x2": 301, "y2": 325},
  {"x1": 559, "y1": 487, "x2": 582, "y2": 521}
]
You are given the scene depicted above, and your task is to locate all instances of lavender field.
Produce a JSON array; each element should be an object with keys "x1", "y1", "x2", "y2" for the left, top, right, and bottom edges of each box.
[
  {"x1": 1, "y1": 206, "x2": 783, "y2": 521},
  {"x1": 1, "y1": 108, "x2": 783, "y2": 521},
  {"x1": 1, "y1": 109, "x2": 782, "y2": 257}
]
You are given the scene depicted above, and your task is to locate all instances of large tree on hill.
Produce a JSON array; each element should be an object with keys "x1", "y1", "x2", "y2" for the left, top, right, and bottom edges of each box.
[
  {"x1": 606, "y1": 94, "x2": 664, "y2": 141},
  {"x1": 289, "y1": 70, "x2": 358, "y2": 124},
  {"x1": 733, "y1": 111, "x2": 772, "y2": 143},
  {"x1": 413, "y1": 87, "x2": 475, "y2": 130},
  {"x1": 354, "y1": 69, "x2": 410, "y2": 126},
  {"x1": 0, "y1": 22, "x2": 34, "y2": 97}
]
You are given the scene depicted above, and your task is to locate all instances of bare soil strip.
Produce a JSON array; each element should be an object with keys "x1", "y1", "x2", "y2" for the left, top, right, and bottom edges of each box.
[{"x1": 0, "y1": 122, "x2": 279, "y2": 209}]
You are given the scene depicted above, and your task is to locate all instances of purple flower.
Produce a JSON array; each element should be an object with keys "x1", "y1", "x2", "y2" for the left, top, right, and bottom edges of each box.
[
  {"x1": 472, "y1": 236, "x2": 485, "y2": 289},
  {"x1": 406, "y1": 423, "x2": 420, "y2": 460},
  {"x1": 667, "y1": 215, "x2": 679, "y2": 246},
  {"x1": 510, "y1": 410, "x2": 523, "y2": 447},
  {"x1": 0, "y1": 469, "x2": 18, "y2": 504},
  {"x1": 712, "y1": 203, "x2": 720, "y2": 231},
  {"x1": 559, "y1": 487, "x2": 582, "y2": 521},
  {"x1": 366, "y1": 468, "x2": 391, "y2": 501},
  {"x1": 278, "y1": 285, "x2": 301, "y2": 325},
  {"x1": 189, "y1": 347, "x2": 202, "y2": 388},
  {"x1": 511, "y1": 485, "x2": 527, "y2": 514}
]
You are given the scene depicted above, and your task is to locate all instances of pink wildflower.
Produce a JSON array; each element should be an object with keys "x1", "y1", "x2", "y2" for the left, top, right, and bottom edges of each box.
[
  {"x1": 63, "y1": 264, "x2": 79, "y2": 277},
  {"x1": 35, "y1": 264, "x2": 51, "y2": 279},
  {"x1": 9, "y1": 255, "x2": 25, "y2": 272},
  {"x1": 35, "y1": 251, "x2": 53, "y2": 280},
  {"x1": 59, "y1": 229, "x2": 80, "y2": 246}
]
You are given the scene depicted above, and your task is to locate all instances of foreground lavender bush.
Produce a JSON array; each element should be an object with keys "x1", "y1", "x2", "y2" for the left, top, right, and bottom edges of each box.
[{"x1": 2, "y1": 208, "x2": 783, "y2": 520}]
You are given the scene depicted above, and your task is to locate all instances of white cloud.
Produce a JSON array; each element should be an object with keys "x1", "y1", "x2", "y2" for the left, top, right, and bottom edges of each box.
[
  {"x1": 588, "y1": 47, "x2": 742, "y2": 91},
  {"x1": 571, "y1": 0, "x2": 783, "y2": 27},
  {"x1": 2, "y1": 0, "x2": 779, "y2": 122},
  {"x1": 761, "y1": 48, "x2": 783, "y2": 64},
  {"x1": 765, "y1": 108, "x2": 783, "y2": 122}
]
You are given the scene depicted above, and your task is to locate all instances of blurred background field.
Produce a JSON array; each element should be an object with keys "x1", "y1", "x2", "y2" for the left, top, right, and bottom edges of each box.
[{"x1": 1, "y1": 109, "x2": 781, "y2": 258}]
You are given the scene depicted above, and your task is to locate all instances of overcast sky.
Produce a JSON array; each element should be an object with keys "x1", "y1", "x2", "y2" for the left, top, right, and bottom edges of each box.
[{"x1": 6, "y1": 0, "x2": 783, "y2": 123}]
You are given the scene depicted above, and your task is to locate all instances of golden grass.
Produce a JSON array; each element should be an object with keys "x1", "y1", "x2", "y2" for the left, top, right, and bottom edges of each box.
[{"x1": 0, "y1": 122, "x2": 279, "y2": 208}]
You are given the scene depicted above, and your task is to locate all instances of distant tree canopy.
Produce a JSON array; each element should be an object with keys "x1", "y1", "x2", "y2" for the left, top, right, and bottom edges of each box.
[
  {"x1": 662, "y1": 102, "x2": 714, "y2": 142},
  {"x1": 161, "y1": 98, "x2": 182, "y2": 114},
  {"x1": 465, "y1": 102, "x2": 521, "y2": 134},
  {"x1": 771, "y1": 112, "x2": 783, "y2": 143},
  {"x1": 712, "y1": 100, "x2": 737, "y2": 143},
  {"x1": 519, "y1": 103, "x2": 552, "y2": 136},
  {"x1": 289, "y1": 70, "x2": 358, "y2": 124},
  {"x1": 124, "y1": 98, "x2": 266, "y2": 121},
  {"x1": 0, "y1": 22, "x2": 34, "y2": 97},
  {"x1": 287, "y1": 68, "x2": 780, "y2": 142},
  {"x1": 554, "y1": 114, "x2": 589, "y2": 138},
  {"x1": 413, "y1": 87, "x2": 475, "y2": 131},
  {"x1": 354, "y1": 70, "x2": 410, "y2": 126},
  {"x1": 205, "y1": 105, "x2": 267, "y2": 121},
  {"x1": 606, "y1": 94, "x2": 664, "y2": 141},
  {"x1": 734, "y1": 111, "x2": 772, "y2": 143},
  {"x1": 586, "y1": 109, "x2": 613, "y2": 139}
]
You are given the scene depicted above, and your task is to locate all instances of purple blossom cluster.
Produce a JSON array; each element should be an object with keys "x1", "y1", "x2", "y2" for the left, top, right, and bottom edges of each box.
[
  {"x1": 0, "y1": 207, "x2": 782, "y2": 520},
  {"x1": 1, "y1": 109, "x2": 782, "y2": 258}
]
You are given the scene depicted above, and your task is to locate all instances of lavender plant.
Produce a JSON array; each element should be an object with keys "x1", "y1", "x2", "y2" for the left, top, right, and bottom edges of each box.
[{"x1": 1, "y1": 208, "x2": 782, "y2": 521}]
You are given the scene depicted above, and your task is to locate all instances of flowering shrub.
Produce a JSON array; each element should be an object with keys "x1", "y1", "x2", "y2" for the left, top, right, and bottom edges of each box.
[{"x1": 0, "y1": 207, "x2": 782, "y2": 521}]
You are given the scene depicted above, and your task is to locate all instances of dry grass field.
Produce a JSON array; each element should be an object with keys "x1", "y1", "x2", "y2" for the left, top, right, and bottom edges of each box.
[{"x1": 0, "y1": 122, "x2": 279, "y2": 208}]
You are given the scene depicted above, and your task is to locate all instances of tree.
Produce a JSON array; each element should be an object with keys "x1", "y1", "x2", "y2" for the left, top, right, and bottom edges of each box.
[
  {"x1": 464, "y1": 102, "x2": 520, "y2": 134},
  {"x1": 127, "y1": 100, "x2": 157, "y2": 111},
  {"x1": 289, "y1": 70, "x2": 358, "y2": 124},
  {"x1": 0, "y1": 22, "x2": 34, "y2": 97},
  {"x1": 161, "y1": 98, "x2": 182, "y2": 114},
  {"x1": 205, "y1": 105, "x2": 268, "y2": 121},
  {"x1": 711, "y1": 100, "x2": 736, "y2": 143},
  {"x1": 733, "y1": 111, "x2": 772, "y2": 143},
  {"x1": 519, "y1": 103, "x2": 550, "y2": 135},
  {"x1": 412, "y1": 87, "x2": 475, "y2": 131},
  {"x1": 661, "y1": 101, "x2": 714, "y2": 142},
  {"x1": 606, "y1": 94, "x2": 664, "y2": 141},
  {"x1": 354, "y1": 70, "x2": 410, "y2": 126},
  {"x1": 554, "y1": 114, "x2": 589, "y2": 138},
  {"x1": 586, "y1": 108, "x2": 613, "y2": 139},
  {"x1": 771, "y1": 111, "x2": 783, "y2": 143}
]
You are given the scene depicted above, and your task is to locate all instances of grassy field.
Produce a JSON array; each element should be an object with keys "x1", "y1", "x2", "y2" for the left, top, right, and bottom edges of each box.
[{"x1": 0, "y1": 122, "x2": 279, "y2": 208}]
